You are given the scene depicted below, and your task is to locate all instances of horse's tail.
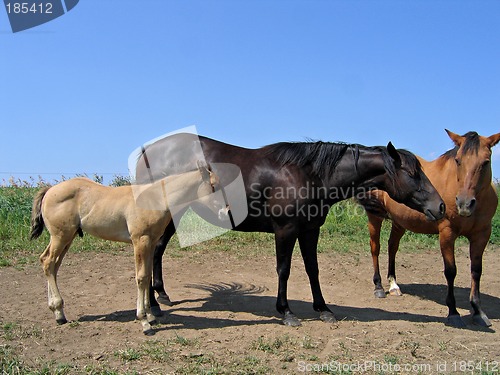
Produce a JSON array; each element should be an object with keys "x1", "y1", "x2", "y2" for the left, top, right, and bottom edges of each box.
[{"x1": 30, "y1": 186, "x2": 50, "y2": 240}]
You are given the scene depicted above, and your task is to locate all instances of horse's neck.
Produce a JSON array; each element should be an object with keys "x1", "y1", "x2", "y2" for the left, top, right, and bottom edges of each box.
[
  {"x1": 348, "y1": 149, "x2": 386, "y2": 184},
  {"x1": 425, "y1": 156, "x2": 461, "y2": 194},
  {"x1": 324, "y1": 149, "x2": 386, "y2": 190},
  {"x1": 162, "y1": 170, "x2": 204, "y2": 206},
  {"x1": 131, "y1": 170, "x2": 203, "y2": 211}
]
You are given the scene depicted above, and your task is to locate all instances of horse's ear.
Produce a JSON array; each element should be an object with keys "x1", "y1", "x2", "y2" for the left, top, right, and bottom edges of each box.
[
  {"x1": 487, "y1": 132, "x2": 500, "y2": 148},
  {"x1": 387, "y1": 142, "x2": 401, "y2": 167},
  {"x1": 445, "y1": 129, "x2": 464, "y2": 147},
  {"x1": 197, "y1": 160, "x2": 208, "y2": 170},
  {"x1": 197, "y1": 160, "x2": 210, "y2": 179}
]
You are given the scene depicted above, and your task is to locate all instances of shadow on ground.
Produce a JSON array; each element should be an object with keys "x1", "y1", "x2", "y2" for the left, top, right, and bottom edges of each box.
[{"x1": 78, "y1": 282, "x2": 498, "y2": 333}]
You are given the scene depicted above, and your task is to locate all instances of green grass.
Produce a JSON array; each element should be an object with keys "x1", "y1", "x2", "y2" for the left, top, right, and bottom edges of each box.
[
  {"x1": 0, "y1": 343, "x2": 136, "y2": 375},
  {"x1": 1, "y1": 181, "x2": 500, "y2": 267},
  {"x1": 114, "y1": 348, "x2": 142, "y2": 362},
  {"x1": 1, "y1": 178, "x2": 499, "y2": 375}
]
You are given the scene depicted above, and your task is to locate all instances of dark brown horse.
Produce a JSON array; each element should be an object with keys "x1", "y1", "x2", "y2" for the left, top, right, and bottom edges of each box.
[
  {"x1": 136, "y1": 133, "x2": 445, "y2": 326},
  {"x1": 359, "y1": 130, "x2": 500, "y2": 327}
]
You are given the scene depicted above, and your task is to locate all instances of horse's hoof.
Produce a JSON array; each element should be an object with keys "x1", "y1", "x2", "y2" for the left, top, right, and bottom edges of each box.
[
  {"x1": 143, "y1": 328, "x2": 155, "y2": 336},
  {"x1": 56, "y1": 318, "x2": 68, "y2": 325},
  {"x1": 472, "y1": 312, "x2": 492, "y2": 327},
  {"x1": 389, "y1": 288, "x2": 402, "y2": 296},
  {"x1": 374, "y1": 289, "x2": 386, "y2": 298},
  {"x1": 148, "y1": 318, "x2": 158, "y2": 326},
  {"x1": 151, "y1": 305, "x2": 163, "y2": 317},
  {"x1": 319, "y1": 311, "x2": 337, "y2": 323},
  {"x1": 446, "y1": 314, "x2": 466, "y2": 328},
  {"x1": 157, "y1": 294, "x2": 173, "y2": 306},
  {"x1": 283, "y1": 312, "x2": 301, "y2": 327}
]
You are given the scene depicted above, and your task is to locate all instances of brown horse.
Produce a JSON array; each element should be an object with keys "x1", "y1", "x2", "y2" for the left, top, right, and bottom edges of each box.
[
  {"x1": 359, "y1": 130, "x2": 500, "y2": 327},
  {"x1": 30, "y1": 162, "x2": 227, "y2": 335}
]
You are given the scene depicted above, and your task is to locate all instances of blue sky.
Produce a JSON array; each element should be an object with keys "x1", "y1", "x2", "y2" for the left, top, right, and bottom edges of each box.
[{"x1": 1, "y1": 0, "x2": 500, "y2": 183}]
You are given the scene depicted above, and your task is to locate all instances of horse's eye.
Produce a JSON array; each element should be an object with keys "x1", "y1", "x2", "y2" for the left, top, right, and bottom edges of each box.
[{"x1": 455, "y1": 158, "x2": 461, "y2": 166}]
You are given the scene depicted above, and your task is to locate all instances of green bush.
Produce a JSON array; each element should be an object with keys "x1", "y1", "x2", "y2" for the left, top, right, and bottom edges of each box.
[{"x1": 0, "y1": 187, "x2": 40, "y2": 265}]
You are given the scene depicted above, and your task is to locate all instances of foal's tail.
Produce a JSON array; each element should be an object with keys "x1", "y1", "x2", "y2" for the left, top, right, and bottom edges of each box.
[{"x1": 30, "y1": 186, "x2": 50, "y2": 240}]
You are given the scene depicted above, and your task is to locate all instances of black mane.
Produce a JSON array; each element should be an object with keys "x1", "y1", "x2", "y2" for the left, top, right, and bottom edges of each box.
[
  {"x1": 396, "y1": 148, "x2": 423, "y2": 177},
  {"x1": 264, "y1": 141, "x2": 352, "y2": 179},
  {"x1": 264, "y1": 141, "x2": 422, "y2": 180},
  {"x1": 442, "y1": 131, "x2": 480, "y2": 160}
]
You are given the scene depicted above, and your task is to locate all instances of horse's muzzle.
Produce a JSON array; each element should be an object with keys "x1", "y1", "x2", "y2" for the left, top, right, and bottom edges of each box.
[
  {"x1": 424, "y1": 201, "x2": 446, "y2": 221},
  {"x1": 456, "y1": 196, "x2": 476, "y2": 217}
]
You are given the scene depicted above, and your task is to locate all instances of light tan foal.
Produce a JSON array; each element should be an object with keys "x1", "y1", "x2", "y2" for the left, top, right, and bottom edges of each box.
[{"x1": 31, "y1": 162, "x2": 227, "y2": 335}]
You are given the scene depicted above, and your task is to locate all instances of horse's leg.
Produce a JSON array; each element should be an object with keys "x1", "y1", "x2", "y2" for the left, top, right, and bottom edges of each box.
[
  {"x1": 149, "y1": 284, "x2": 161, "y2": 317},
  {"x1": 275, "y1": 226, "x2": 300, "y2": 326},
  {"x1": 439, "y1": 227, "x2": 465, "y2": 327},
  {"x1": 133, "y1": 237, "x2": 156, "y2": 335},
  {"x1": 387, "y1": 223, "x2": 406, "y2": 296},
  {"x1": 39, "y1": 235, "x2": 73, "y2": 325},
  {"x1": 367, "y1": 214, "x2": 385, "y2": 298},
  {"x1": 152, "y1": 221, "x2": 176, "y2": 307},
  {"x1": 297, "y1": 227, "x2": 336, "y2": 323},
  {"x1": 149, "y1": 223, "x2": 176, "y2": 317},
  {"x1": 468, "y1": 231, "x2": 492, "y2": 327}
]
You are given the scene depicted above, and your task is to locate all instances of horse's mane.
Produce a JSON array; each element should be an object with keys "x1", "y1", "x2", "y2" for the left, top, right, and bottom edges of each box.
[
  {"x1": 264, "y1": 141, "x2": 352, "y2": 179},
  {"x1": 394, "y1": 148, "x2": 423, "y2": 177},
  {"x1": 264, "y1": 141, "x2": 422, "y2": 180},
  {"x1": 441, "y1": 131, "x2": 481, "y2": 160}
]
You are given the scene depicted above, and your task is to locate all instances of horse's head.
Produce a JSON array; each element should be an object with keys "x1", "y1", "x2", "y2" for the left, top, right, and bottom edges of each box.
[
  {"x1": 384, "y1": 143, "x2": 445, "y2": 221},
  {"x1": 197, "y1": 161, "x2": 230, "y2": 221},
  {"x1": 446, "y1": 129, "x2": 500, "y2": 217}
]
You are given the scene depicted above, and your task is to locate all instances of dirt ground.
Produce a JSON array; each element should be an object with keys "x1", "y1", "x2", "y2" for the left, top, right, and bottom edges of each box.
[{"x1": 0, "y1": 245, "x2": 499, "y2": 374}]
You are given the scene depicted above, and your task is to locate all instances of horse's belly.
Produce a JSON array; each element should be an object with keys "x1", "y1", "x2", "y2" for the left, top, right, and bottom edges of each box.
[{"x1": 81, "y1": 221, "x2": 132, "y2": 243}]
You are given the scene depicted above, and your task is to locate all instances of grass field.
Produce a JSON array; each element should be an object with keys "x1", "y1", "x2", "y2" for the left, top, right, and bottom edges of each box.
[
  {"x1": 1, "y1": 178, "x2": 498, "y2": 268},
  {"x1": 1, "y1": 179, "x2": 499, "y2": 375}
]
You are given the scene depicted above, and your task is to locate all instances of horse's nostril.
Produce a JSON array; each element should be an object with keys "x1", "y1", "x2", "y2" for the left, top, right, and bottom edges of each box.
[{"x1": 469, "y1": 198, "x2": 476, "y2": 209}]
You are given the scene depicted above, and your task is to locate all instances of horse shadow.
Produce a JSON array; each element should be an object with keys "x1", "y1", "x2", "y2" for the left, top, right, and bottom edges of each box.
[
  {"x1": 398, "y1": 282, "x2": 500, "y2": 319},
  {"x1": 78, "y1": 282, "x2": 282, "y2": 328},
  {"x1": 78, "y1": 282, "x2": 498, "y2": 332}
]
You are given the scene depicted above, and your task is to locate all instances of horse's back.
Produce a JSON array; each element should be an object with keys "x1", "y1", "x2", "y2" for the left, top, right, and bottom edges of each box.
[
  {"x1": 136, "y1": 133, "x2": 258, "y2": 183},
  {"x1": 42, "y1": 178, "x2": 126, "y2": 223},
  {"x1": 43, "y1": 178, "x2": 112, "y2": 206}
]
